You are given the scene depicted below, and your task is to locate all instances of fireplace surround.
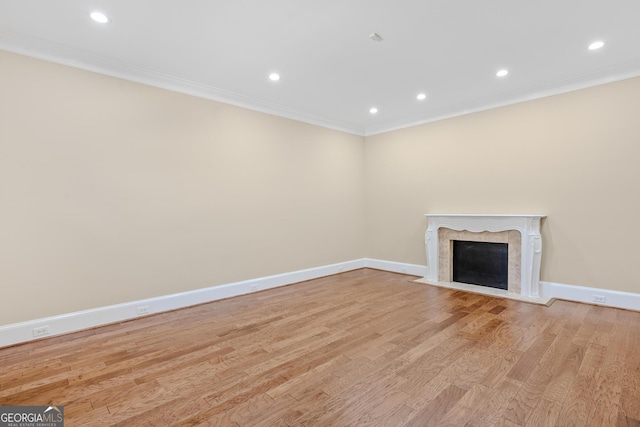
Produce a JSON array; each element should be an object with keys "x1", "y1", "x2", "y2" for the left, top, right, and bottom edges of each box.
[{"x1": 416, "y1": 214, "x2": 549, "y2": 304}]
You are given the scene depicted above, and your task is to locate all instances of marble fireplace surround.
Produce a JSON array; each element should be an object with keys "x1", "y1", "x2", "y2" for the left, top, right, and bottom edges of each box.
[{"x1": 416, "y1": 214, "x2": 550, "y2": 304}]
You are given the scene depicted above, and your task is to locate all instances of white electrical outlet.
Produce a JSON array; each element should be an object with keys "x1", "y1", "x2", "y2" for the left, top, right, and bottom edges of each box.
[
  {"x1": 32, "y1": 326, "x2": 50, "y2": 338},
  {"x1": 593, "y1": 295, "x2": 607, "y2": 304},
  {"x1": 137, "y1": 306, "x2": 150, "y2": 315},
  {"x1": 250, "y1": 284, "x2": 258, "y2": 292}
]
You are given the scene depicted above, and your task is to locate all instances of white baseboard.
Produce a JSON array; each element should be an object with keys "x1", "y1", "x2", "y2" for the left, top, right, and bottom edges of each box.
[
  {"x1": 364, "y1": 259, "x2": 640, "y2": 312},
  {"x1": 541, "y1": 281, "x2": 640, "y2": 311},
  {"x1": 0, "y1": 259, "x2": 365, "y2": 348},
  {"x1": 3, "y1": 258, "x2": 639, "y2": 348},
  {"x1": 364, "y1": 259, "x2": 428, "y2": 277}
]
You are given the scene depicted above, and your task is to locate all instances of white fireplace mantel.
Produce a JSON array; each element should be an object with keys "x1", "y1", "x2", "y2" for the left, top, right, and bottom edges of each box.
[{"x1": 423, "y1": 214, "x2": 546, "y2": 301}]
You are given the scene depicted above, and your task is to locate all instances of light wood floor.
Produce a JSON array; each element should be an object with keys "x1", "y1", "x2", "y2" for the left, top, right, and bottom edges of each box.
[{"x1": 1, "y1": 269, "x2": 639, "y2": 426}]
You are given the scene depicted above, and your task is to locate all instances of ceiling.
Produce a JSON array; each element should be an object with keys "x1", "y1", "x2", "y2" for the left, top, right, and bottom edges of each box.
[{"x1": 1, "y1": 1, "x2": 640, "y2": 136}]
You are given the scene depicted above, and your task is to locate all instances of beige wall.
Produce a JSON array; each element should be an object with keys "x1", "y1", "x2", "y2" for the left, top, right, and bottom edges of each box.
[
  {"x1": 365, "y1": 76, "x2": 640, "y2": 293},
  {"x1": 0, "y1": 50, "x2": 365, "y2": 325},
  {"x1": 3, "y1": 49, "x2": 640, "y2": 327}
]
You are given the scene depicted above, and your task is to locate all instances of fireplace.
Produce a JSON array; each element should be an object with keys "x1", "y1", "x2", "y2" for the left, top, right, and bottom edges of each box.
[
  {"x1": 452, "y1": 240, "x2": 508, "y2": 290},
  {"x1": 416, "y1": 214, "x2": 549, "y2": 304}
]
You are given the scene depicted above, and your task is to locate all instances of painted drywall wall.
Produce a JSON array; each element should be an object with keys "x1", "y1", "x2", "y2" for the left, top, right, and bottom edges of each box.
[
  {"x1": 3, "y1": 48, "x2": 640, "y2": 329},
  {"x1": 0, "y1": 50, "x2": 365, "y2": 325},
  {"x1": 364, "y1": 76, "x2": 640, "y2": 293}
]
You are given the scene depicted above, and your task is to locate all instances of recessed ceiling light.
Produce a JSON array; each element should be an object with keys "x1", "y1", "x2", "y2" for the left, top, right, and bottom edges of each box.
[
  {"x1": 90, "y1": 12, "x2": 110, "y2": 24},
  {"x1": 369, "y1": 107, "x2": 378, "y2": 114},
  {"x1": 496, "y1": 69, "x2": 509, "y2": 77},
  {"x1": 417, "y1": 93, "x2": 427, "y2": 101},
  {"x1": 588, "y1": 41, "x2": 605, "y2": 50},
  {"x1": 268, "y1": 73, "x2": 280, "y2": 82}
]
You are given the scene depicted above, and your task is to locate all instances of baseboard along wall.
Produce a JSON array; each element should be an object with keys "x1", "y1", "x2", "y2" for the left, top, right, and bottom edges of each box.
[{"x1": 1, "y1": 258, "x2": 638, "y2": 348}]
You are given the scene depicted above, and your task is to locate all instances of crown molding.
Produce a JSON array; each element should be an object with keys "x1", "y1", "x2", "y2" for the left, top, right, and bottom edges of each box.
[
  {"x1": 2, "y1": 29, "x2": 640, "y2": 138},
  {"x1": 364, "y1": 60, "x2": 640, "y2": 136},
  {"x1": 0, "y1": 29, "x2": 365, "y2": 136}
]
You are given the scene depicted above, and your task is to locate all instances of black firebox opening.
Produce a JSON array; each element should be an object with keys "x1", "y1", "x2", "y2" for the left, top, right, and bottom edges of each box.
[{"x1": 452, "y1": 240, "x2": 508, "y2": 290}]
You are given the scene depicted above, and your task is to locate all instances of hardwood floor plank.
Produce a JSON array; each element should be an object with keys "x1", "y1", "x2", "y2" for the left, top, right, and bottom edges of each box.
[
  {"x1": 0, "y1": 378, "x2": 69, "y2": 406},
  {"x1": 297, "y1": 373, "x2": 409, "y2": 426},
  {"x1": 553, "y1": 343, "x2": 606, "y2": 427},
  {"x1": 479, "y1": 349, "x2": 522, "y2": 388},
  {"x1": 466, "y1": 378, "x2": 521, "y2": 427},
  {"x1": 438, "y1": 383, "x2": 491, "y2": 427},
  {"x1": 586, "y1": 323, "x2": 626, "y2": 427},
  {"x1": 538, "y1": 343, "x2": 586, "y2": 403},
  {"x1": 503, "y1": 318, "x2": 582, "y2": 425},
  {"x1": 405, "y1": 383, "x2": 467, "y2": 426},
  {"x1": 1, "y1": 268, "x2": 638, "y2": 426},
  {"x1": 525, "y1": 398, "x2": 563, "y2": 427},
  {"x1": 115, "y1": 397, "x2": 210, "y2": 427},
  {"x1": 506, "y1": 332, "x2": 557, "y2": 383},
  {"x1": 251, "y1": 392, "x2": 330, "y2": 427},
  {"x1": 264, "y1": 354, "x2": 350, "y2": 400},
  {"x1": 620, "y1": 327, "x2": 640, "y2": 423}
]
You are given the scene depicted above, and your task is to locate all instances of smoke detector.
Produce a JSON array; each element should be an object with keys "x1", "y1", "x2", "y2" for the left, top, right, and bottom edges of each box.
[{"x1": 369, "y1": 33, "x2": 384, "y2": 42}]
